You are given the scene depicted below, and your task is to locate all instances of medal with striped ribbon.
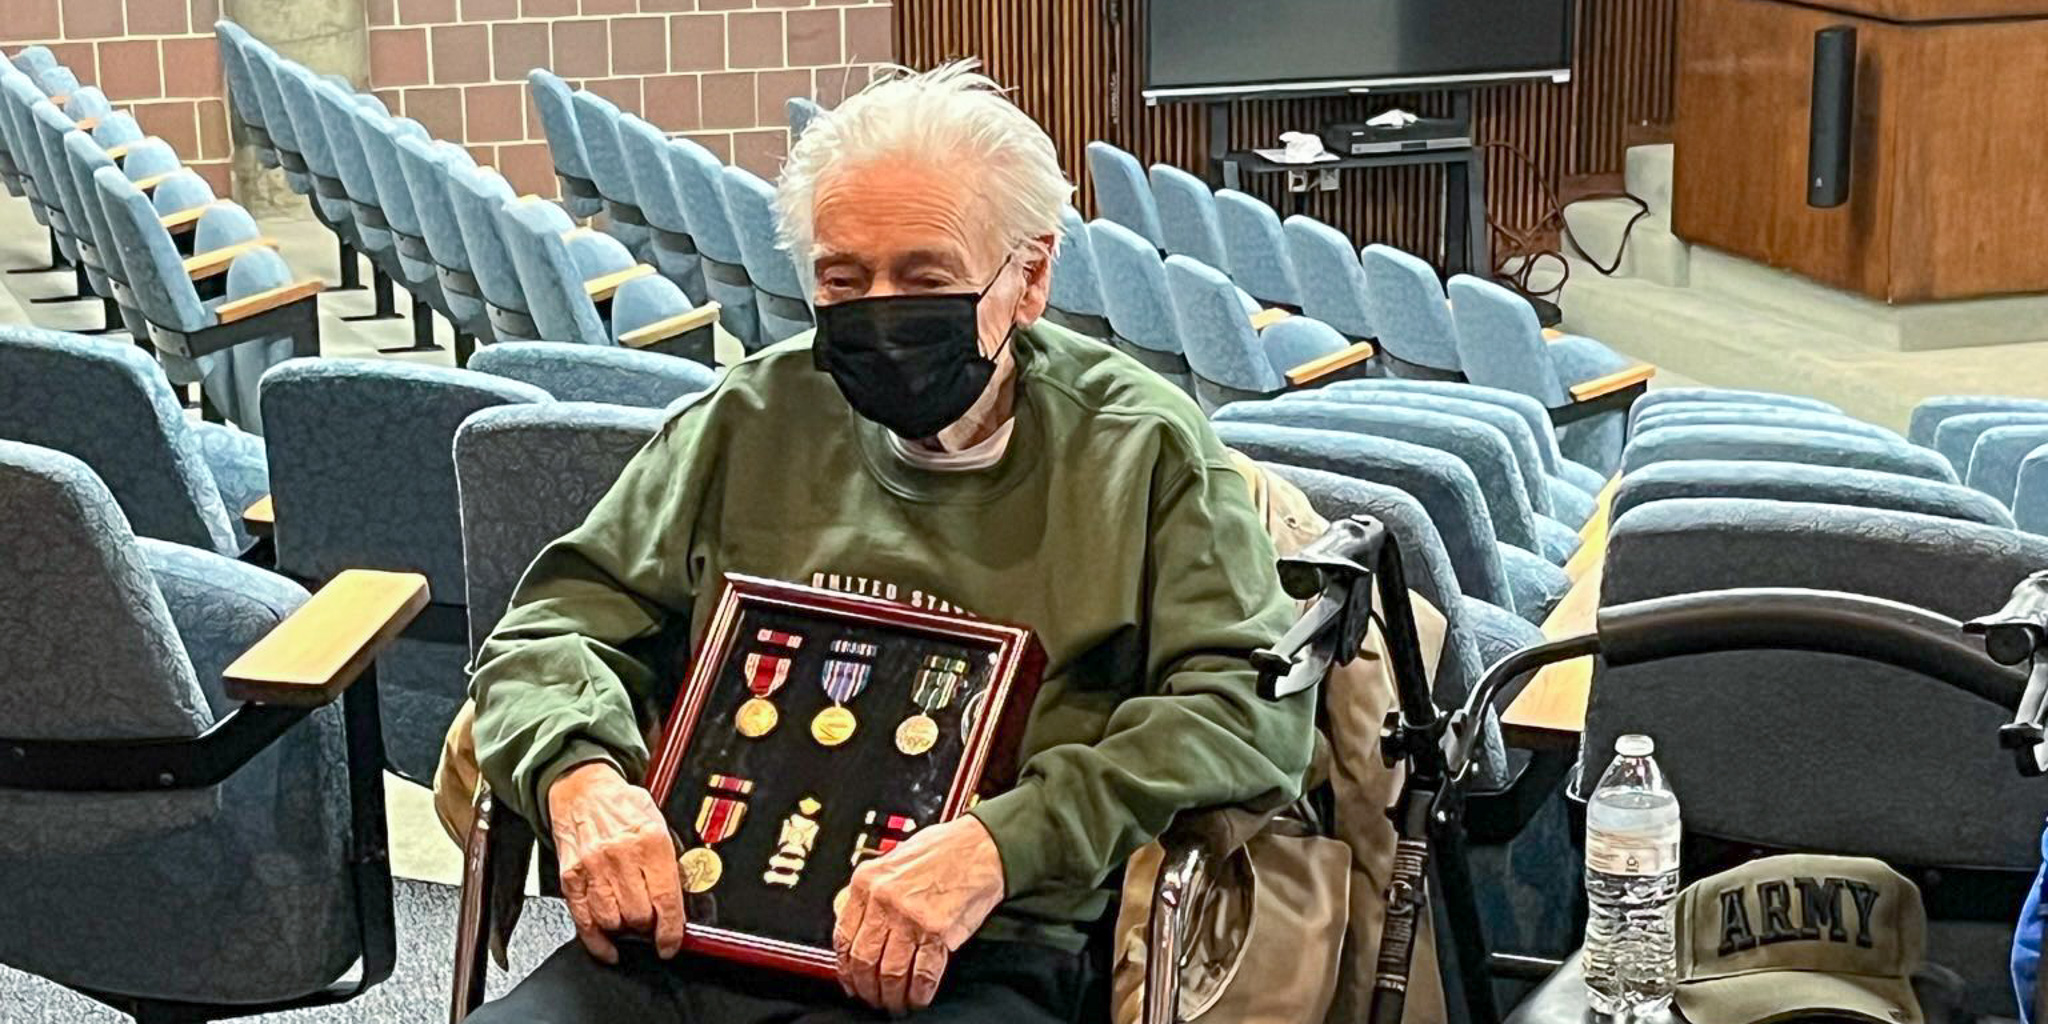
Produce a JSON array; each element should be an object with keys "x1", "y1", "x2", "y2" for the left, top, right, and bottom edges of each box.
[
  {"x1": 895, "y1": 653, "x2": 970, "y2": 755},
  {"x1": 735, "y1": 628, "x2": 803, "y2": 738},
  {"x1": 811, "y1": 638, "x2": 876, "y2": 747},
  {"x1": 679, "y1": 773, "x2": 755, "y2": 893}
]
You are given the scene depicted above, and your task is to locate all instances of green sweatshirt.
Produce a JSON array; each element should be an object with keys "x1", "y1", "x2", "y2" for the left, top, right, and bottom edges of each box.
[{"x1": 470, "y1": 320, "x2": 1315, "y2": 950}]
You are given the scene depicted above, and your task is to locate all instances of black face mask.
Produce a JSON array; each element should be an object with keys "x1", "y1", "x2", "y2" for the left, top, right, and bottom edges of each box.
[{"x1": 812, "y1": 260, "x2": 1015, "y2": 440}]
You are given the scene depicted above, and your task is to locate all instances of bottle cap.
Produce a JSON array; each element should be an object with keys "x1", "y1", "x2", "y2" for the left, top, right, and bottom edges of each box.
[{"x1": 1616, "y1": 734, "x2": 1655, "y2": 758}]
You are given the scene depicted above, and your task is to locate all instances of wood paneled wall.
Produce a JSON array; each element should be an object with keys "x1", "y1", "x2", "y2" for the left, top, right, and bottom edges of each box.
[{"x1": 894, "y1": 0, "x2": 1680, "y2": 269}]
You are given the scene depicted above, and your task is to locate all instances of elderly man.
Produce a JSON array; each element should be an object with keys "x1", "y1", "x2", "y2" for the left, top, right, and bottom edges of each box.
[{"x1": 466, "y1": 62, "x2": 1314, "y2": 1022}]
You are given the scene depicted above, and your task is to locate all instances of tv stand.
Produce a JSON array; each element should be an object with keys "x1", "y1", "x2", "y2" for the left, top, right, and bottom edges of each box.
[{"x1": 1204, "y1": 92, "x2": 1492, "y2": 280}]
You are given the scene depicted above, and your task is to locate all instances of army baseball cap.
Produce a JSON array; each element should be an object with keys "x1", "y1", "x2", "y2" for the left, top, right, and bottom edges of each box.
[{"x1": 1674, "y1": 854, "x2": 1924, "y2": 1024}]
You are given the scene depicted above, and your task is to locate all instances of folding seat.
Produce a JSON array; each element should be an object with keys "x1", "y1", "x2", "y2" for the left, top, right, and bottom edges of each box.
[
  {"x1": 1359, "y1": 243, "x2": 1464, "y2": 380},
  {"x1": 259, "y1": 358, "x2": 552, "y2": 780},
  {"x1": 30, "y1": 61, "x2": 79, "y2": 101},
  {"x1": 0, "y1": 69, "x2": 28, "y2": 196},
  {"x1": 275, "y1": 64, "x2": 377, "y2": 292},
  {"x1": 1321, "y1": 378, "x2": 1610, "y2": 494},
  {"x1": 1279, "y1": 384, "x2": 1597, "y2": 527},
  {"x1": 1215, "y1": 189, "x2": 1300, "y2": 309},
  {"x1": 358, "y1": 112, "x2": 470, "y2": 357},
  {"x1": 1627, "y1": 386, "x2": 1837, "y2": 429},
  {"x1": 1963, "y1": 424, "x2": 2048, "y2": 505},
  {"x1": 1933, "y1": 411, "x2": 2048, "y2": 476},
  {"x1": 1621, "y1": 424, "x2": 1958, "y2": 483},
  {"x1": 1085, "y1": 140, "x2": 1164, "y2": 249},
  {"x1": 616, "y1": 112, "x2": 707, "y2": 300},
  {"x1": 1908, "y1": 395, "x2": 2048, "y2": 449},
  {"x1": 449, "y1": 166, "x2": 554, "y2": 343},
  {"x1": 569, "y1": 90, "x2": 652, "y2": 258},
  {"x1": 496, "y1": 199, "x2": 720, "y2": 362},
  {"x1": 1043, "y1": 205, "x2": 1110, "y2": 337},
  {"x1": 1212, "y1": 420, "x2": 1570, "y2": 623},
  {"x1": 468, "y1": 340, "x2": 719, "y2": 407},
  {"x1": 667, "y1": 134, "x2": 763, "y2": 350},
  {"x1": 58, "y1": 131, "x2": 143, "y2": 336},
  {"x1": 1164, "y1": 256, "x2": 1371, "y2": 411},
  {"x1": 720, "y1": 164, "x2": 813, "y2": 343},
  {"x1": 90, "y1": 110, "x2": 142, "y2": 151},
  {"x1": 96, "y1": 166, "x2": 323, "y2": 430},
  {"x1": 214, "y1": 21, "x2": 276, "y2": 166},
  {"x1": 0, "y1": 440, "x2": 409, "y2": 1019},
  {"x1": 26, "y1": 103, "x2": 120, "y2": 327},
  {"x1": 0, "y1": 326, "x2": 270, "y2": 557},
  {"x1": 311, "y1": 78, "x2": 410, "y2": 325},
  {"x1": 1215, "y1": 398, "x2": 1580, "y2": 565},
  {"x1": 398, "y1": 135, "x2": 495, "y2": 347},
  {"x1": 7, "y1": 45, "x2": 58, "y2": 92},
  {"x1": 787, "y1": 96, "x2": 824, "y2": 139},
  {"x1": 1631, "y1": 406, "x2": 1900, "y2": 448},
  {"x1": 242, "y1": 38, "x2": 315, "y2": 196},
  {"x1": 526, "y1": 69, "x2": 603, "y2": 218},
  {"x1": 1147, "y1": 162, "x2": 1227, "y2": 269},
  {"x1": 1573, "y1": 497, "x2": 2048, "y2": 1011},
  {"x1": 63, "y1": 86, "x2": 112, "y2": 124},
  {"x1": 1087, "y1": 219, "x2": 1191, "y2": 388},
  {"x1": 1448, "y1": 274, "x2": 1649, "y2": 475},
  {"x1": 1611, "y1": 460, "x2": 2015, "y2": 529}
]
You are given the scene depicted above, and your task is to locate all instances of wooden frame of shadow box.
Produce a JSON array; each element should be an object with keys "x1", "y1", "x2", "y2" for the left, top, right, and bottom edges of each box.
[{"x1": 644, "y1": 573, "x2": 1047, "y2": 979}]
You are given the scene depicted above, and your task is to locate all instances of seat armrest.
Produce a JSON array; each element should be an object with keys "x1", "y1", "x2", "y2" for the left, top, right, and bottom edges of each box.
[
  {"x1": 184, "y1": 238, "x2": 280, "y2": 281},
  {"x1": 243, "y1": 494, "x2": 274, "y2": 537},
  {"x1": 105, "y1": 142, "x2": 133, "y2": 160},
  {"x1": 1500, "y1": 559, "x2": 1605, "y2": 748},
  {"x1": 1568, "y1": 364, "x2": 1656, "y2": 402},
  {"x1": 159, "y1": 203, "x2": 212, "y2": 235},
  {"x1": 131, "y1": 171, "x2": 172, "y2": 194},
  {"x1": 215, "y1": 278, "x2": 325, "y2": 323},
  {"x1": 1249, "y1": 307, "x2": 1292, "y2": 331},
  {"x1": 224, "y1": 569, "x2": 430, "y2": 707},
  {"x1": 1285, "y1": 341, "x2": 1376, "y2": 386},
  {"x1": 617, "y1": 302, "x2": 722, "y2": 348},
  {"x1": 584, "y1": 263, "x2": 655, "y2": 302},
  {"x1": 74, "y1": 115, "x2": 99, "y2": 132},
  {"x1": 560, "y1": 226, "x2": 594, "y2": 241},
  {"x1": 1542, "y1": 327, "x2": 1564, "y2": 341}
]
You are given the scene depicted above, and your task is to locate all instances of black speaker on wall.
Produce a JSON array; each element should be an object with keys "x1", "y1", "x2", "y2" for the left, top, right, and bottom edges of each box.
[{"x1": 1807, "y1": 25, "x2": 1858, "y2": 209}]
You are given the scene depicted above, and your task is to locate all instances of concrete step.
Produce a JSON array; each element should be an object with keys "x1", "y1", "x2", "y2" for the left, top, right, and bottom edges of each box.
[
  {"x1": 1624, "y1": 144, "x2": 1674, "y2": 223},
  {"x1": 1561, "y1": 198, "x2": 1691, "y2": 287},
  {"x1": 1688, "y1": 247, "x2": 2048, "y2": 352}
]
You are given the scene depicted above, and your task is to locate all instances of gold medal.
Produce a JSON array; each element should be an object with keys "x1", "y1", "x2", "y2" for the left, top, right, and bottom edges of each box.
[
  {"x1": 679, "y1": 846, "x2": 724, "y2": 893},
  {"x1": 894, "y1": 713, "x2": 939, "y2": 755},
  {"x1": 811, "y1": 705, "x2": 857, "y2": 747},
  {"x1": 735, "y1": 697, "x2": 779, "y2": 738}
]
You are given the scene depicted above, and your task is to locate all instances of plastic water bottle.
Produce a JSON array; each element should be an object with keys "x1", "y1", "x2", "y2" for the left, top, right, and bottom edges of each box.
[{"x1": 1583, "y1": 733, "x2": 1681, "y2": 1017}]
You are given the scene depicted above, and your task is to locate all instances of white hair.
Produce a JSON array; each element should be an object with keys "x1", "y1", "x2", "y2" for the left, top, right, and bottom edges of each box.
[{"x1": 775, "y1": 60, "x2": 1073, "y2": 268}]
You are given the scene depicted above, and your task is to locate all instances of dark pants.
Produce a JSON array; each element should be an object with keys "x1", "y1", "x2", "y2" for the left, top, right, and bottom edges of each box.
[{"x1": 468, "y1": 939, "x2": 1099, "y2": 1024}]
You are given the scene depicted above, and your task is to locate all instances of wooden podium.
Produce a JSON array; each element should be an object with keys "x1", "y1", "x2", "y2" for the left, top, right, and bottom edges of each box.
[{"x1": 1673, "y1": 0, "x2": 2048, "y2": 303}]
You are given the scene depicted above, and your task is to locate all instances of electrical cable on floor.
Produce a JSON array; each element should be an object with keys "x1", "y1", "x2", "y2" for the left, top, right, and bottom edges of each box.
[{"x1": 1479, "y1": 141, "x2": 1653, "y2": 304}]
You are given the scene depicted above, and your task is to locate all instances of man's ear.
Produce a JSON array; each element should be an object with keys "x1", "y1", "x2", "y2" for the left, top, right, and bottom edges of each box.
[{"x1": 1015, "y1": 232, "x2": 1058, "y2": 325}]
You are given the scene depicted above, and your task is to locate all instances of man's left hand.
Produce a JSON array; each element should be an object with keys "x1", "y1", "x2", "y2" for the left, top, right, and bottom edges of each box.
[{"x1": 833, "y1": 815, "x2": 1005, "y2": 1014}]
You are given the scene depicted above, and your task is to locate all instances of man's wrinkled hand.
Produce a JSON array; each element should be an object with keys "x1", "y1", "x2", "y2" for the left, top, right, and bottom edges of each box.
[
  {"x1": 547, "y1": 761, "x2": 686, "y2": 964},
  {"x1": 832, "y1": 815, "x2": 1005, "y2": 1014}
]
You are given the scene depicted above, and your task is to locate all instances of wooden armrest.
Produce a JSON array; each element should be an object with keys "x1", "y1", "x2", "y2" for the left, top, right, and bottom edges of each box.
[
  {"x1": 1566, "y1": 475, "x2": 1620, "y2": 580},
  {"x1": 49, "y1": 94, "x2": 69, "y2": 107},
  {"x1": 183, "y1": 238, "x2": 280, "y2": 281},
  {"x1": 159, "y1": 205, "x2": 208, "y2": 235},
  {"x1": 617, "y1": 302, "x2": 722, "y2": 348},
  {"x1": 515, "y1": 193, "x2": 543, "y2": 204},
  {"x1": 105, "y1": 142, "x2": 132, "y2": 160},
  {"x1": 1542, "y1": 327, "x2": 1564, "y2": 341},
  {"x1": 1569, "y1": 363, "x2": 1656, "y2": 402},
  {"x1": 243, "y1": 494, "x2": 274, "y2": 536},
  {"x1": 1249, "y1": 307, "x2": 1293, "y2": 331},
  {"x1": 1500, "y1": 559, "x2": 1605, "y2": 744},
  {"x1": 584, "y1": 263, "x2": 654, "y2": 302},
  {"x1": 73, "y1": 116, "x2": 99, "y2": 132},
  {"x1": 1285, "y1": 341, "x2": 1376, "y2": 386},
  {"x1": 215, "y1": 278, "x2": 324, "y2": 324},
  {"x1": 561, "y1": 226, "x2": 594, "y2": 241},
  {"x1": 131, "y1": 172, "x2": 172, "y2": 194},
  {"x1": 222, "y1": 569, "x2": 429, "y2": 707}
]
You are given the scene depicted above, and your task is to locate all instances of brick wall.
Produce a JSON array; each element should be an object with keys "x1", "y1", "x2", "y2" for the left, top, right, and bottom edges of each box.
[
  {"x1": 7, "y1": 0, "x2": 234, "y2": 196},
  {"x1": 364, "y1": 0, "x2": 895, "y2": 195}
]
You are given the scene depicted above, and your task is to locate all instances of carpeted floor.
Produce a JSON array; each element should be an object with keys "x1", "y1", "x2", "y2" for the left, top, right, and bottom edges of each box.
[{"x1": 0, "y1": 881, "x2": 576, "y2": 1023}]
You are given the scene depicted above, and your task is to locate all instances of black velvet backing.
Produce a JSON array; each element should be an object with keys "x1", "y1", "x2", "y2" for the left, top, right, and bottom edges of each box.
[{"x1": 659, "y1": 603, "x2": 1001, "y2": 953}]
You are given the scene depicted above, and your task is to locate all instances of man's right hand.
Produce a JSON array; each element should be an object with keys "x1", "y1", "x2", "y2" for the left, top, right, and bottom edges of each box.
[{"x1": 546, "y1": 761, "x2": 686, "y2": 964}]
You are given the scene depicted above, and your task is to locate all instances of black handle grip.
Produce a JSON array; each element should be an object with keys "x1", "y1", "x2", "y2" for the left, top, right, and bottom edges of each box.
[{"x1": 1597, "y1": 588, "x2": 2027, "y2": 710}]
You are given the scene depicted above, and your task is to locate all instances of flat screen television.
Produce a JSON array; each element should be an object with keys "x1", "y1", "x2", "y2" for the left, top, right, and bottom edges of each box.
[{"x1": 1144, "y1": 0, "x2": 1575, "y2": 101}]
